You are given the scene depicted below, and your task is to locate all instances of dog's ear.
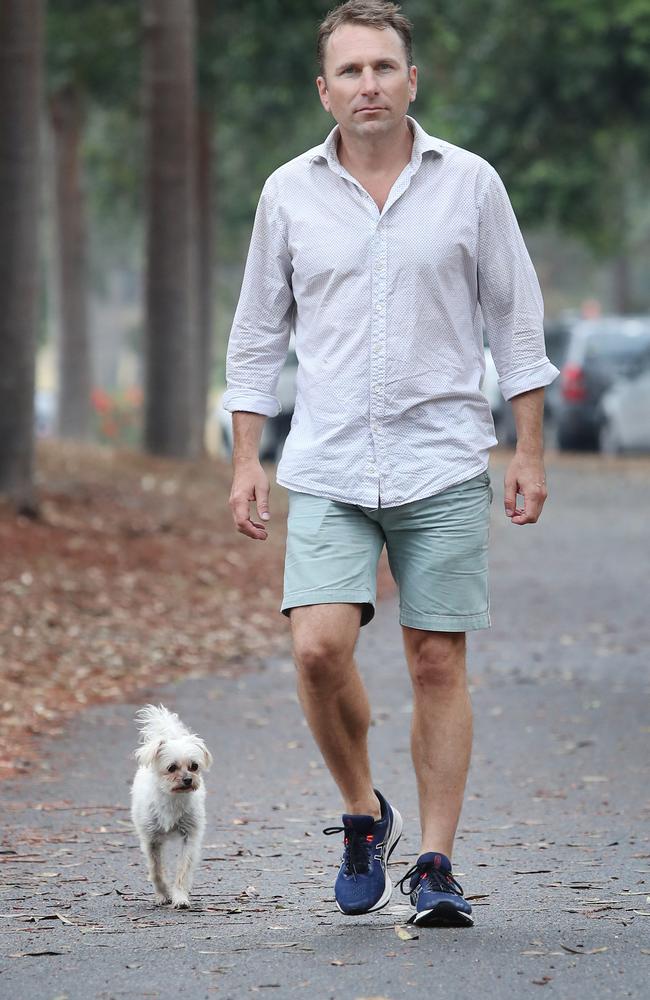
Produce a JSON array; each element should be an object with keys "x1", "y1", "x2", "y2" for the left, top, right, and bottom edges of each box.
[
  {"x1": 134, "y1": 739, "x2": 163, "y2": 767},
  {"x1": 196, "y1": 739, "x2": 212, "y2": 771}
]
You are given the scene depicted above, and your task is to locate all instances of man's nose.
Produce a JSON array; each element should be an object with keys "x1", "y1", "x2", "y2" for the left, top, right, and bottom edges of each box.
[{"x1": 359, "y1": 68, "x2": 380, "y2": 94}]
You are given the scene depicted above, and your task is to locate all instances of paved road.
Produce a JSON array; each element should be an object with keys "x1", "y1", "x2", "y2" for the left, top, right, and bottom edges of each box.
[{"x1": 2, "y1": 453, "x2": 649, "y2": 1000}]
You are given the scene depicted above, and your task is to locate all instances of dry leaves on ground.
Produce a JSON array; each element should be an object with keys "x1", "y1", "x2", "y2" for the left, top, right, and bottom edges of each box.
[{"x1": 0, "y1": 442, "x2": 397, "y2": 776}]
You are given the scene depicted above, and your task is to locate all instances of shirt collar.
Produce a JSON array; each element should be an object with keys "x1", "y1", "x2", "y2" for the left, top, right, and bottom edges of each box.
[{"x1": 309, "y1": 115, "x2": 445, "y2": 171}]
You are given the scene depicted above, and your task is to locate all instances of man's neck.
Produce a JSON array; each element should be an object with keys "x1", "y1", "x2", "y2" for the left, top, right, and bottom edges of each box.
[{"x1": 336, "y1": 117, "x2": 414, "y2": 178}]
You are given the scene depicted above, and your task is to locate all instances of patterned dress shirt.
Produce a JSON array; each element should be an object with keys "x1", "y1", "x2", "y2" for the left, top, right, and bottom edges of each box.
[{"x1": 222, "y1": 115, "x2": 559, "y2": 507}]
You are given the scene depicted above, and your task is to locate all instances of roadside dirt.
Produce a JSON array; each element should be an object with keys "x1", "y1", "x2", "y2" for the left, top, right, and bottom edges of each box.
[{"x1": 0, "y1": 442, "x2": 396, "y2": 777}]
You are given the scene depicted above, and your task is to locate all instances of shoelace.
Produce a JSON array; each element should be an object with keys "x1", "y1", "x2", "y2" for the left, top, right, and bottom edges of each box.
[
  {"x1": 397, "y1": 861, "x2": 465, "y2": 897},
  {"x1": 323, "y1": 825, "x2": 374, "y2": 876}
]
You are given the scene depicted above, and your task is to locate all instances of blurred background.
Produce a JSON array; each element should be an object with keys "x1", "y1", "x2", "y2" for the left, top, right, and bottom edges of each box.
[{"x1": 2, "y1": 0, "x2": 650, "y2": 501}]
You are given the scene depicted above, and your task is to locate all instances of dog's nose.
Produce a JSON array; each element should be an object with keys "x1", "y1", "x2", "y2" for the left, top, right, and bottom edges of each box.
[{"x1": 182, "y1": 776, "x2": 193, "y2": 787}]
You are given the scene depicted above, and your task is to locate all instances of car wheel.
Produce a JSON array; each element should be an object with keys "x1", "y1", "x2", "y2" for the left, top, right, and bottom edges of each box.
[
  {"x1": 556, "y1": 423, "x2": 598, "y2": 451},
  {"x1": 220, "y1": 426, "x2": 233, "y2": 458},
  {"x1": 599, "y1": 419, "x2": 624, "y2": 455}
]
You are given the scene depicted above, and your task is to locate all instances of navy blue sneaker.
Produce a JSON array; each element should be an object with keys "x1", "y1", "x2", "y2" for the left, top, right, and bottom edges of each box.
[
  {"x1": 322, "y1": 788, "x2": 403, "y2": 915},
  {"x1": 397, "y1": 851, "x2": 474, "y2": 926}
]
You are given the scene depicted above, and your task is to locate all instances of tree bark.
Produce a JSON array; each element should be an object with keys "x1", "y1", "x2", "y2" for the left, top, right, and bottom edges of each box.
[
  {"x1": 50, "y1": 84, "x2": 92, "y2": 438},
  {"x1": 0, "y1": 0, "x2": 43, "y2": 505},
  {"x1": 611, "y1": 252, "x2": 631, "y2": 316},
  {"x1": 143, "y1": 0, "x2": 199, "y2": 458},
  {"x1": 196, "y1": 102, "x2": 215, "y2": 452}
]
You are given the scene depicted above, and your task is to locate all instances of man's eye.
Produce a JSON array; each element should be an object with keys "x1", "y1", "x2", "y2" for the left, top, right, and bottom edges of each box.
[{"x1": 167, "y1": 764, "x2": 177, "y2": 773}]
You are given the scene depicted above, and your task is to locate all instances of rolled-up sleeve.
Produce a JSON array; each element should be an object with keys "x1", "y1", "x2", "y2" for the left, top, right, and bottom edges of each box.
[
  {"x1": 477, "y1": 166, "x2": 559, "y2": 401},
  {"x1": 222, "y1": 180, "x2": 294, "y2": 416}
]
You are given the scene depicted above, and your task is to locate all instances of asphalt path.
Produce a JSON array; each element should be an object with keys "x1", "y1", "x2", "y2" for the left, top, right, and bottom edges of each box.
[{"x1": 2, "y1": 451, "x2": 650, "y2": 1000}]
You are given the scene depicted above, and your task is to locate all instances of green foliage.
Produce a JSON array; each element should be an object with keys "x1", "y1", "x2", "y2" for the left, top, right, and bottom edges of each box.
[
  {"x1": 43, "y1": 0, "x2": 650, "y2": 275},
  {"x1": 412, "y1": 0, "x2": 650, "y2": 253},
  {"x1": 46, "y1": 0, "x2": 141, "y2": 106}
]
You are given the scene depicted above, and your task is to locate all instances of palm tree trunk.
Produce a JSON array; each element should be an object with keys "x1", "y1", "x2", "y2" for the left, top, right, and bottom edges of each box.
[
  {"x1": 0, "y1": 0, "x2": 43, "y2": 506},
  {"x1": 50, "y1": 84, "x2": 92, "y2": 438},
  {"x1": 143, "y1": 0, "x2": 199, "y2": 458}
]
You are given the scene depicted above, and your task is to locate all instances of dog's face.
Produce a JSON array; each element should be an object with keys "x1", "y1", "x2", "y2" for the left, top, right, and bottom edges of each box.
[{"x1": 135, "y1": 735, "x2": 212, "y2": 794}]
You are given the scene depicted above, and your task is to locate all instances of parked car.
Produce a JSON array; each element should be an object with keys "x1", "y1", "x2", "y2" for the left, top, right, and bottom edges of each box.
[
  {"x1": 218, "y1": 338, "x2": 530, "y2": 460},
  {"x1": 555, "y1": 316, "x2": 650, "y2": 450},
  {"x1": 34, "y1": 388, "x2": 56, "y2": 437},
  {"x1": 492, "y1": 320, "x2": 571, "y2": 446},
  {"x1": 480, "y1": 346, "x2": 502, "y2": 422},
  {"x1": 599, "y1": 343, "x2": 650, "y2": 454},
  {"x1": 216, "y1": 340, "x2": 298, "y2": 462}
]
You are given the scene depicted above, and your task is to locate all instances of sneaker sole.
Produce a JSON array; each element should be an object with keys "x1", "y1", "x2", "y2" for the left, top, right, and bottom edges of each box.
[
  {"x1": 336, "y1": 806, "x2": 404, "y2": 916},
  {"x1": 410, "y1": 901, "x2": 474, "y2": 927}
]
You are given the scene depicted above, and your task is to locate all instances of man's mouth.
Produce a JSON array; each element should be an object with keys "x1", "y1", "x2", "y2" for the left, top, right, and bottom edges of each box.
[{"x1": 356, "y1": 107, "x2": 385, "y2": 113}]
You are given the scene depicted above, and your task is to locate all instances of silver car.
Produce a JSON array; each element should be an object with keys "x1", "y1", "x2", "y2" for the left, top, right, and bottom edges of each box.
[{"x1": 599, "y1": 344, "x2": 650, "y2": 454}]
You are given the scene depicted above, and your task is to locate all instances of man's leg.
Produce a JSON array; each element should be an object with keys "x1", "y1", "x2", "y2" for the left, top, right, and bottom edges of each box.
[
  {"x1": 290, "y1": 602, "x2": 381, "y2": 819},
  {"x1": 401, "y1": 628, "x2": 472, "y2": 857}
]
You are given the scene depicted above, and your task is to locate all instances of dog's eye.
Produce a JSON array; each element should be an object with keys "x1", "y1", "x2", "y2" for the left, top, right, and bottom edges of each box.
[
  {"x1": 167, "y1": 764, "x2": 177, "y2": 773},
  {"x1": 188, "y1": 762, "x2": 198, "y2": 772}
]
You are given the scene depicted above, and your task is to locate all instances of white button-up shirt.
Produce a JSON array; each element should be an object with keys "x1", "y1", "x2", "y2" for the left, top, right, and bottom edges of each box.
[{"x1": 223, "y1": 116, "x2": 559, "y2": 508}]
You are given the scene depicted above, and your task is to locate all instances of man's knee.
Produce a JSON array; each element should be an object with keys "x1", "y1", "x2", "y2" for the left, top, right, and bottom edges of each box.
[
  {"x1": 291, "y1": 604, "x2": 361, "y2": 691},
  {"x1": 404, "y1": 629, "x2": 466, "y2": 690}
]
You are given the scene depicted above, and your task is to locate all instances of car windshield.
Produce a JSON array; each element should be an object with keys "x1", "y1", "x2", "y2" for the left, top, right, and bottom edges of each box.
[{"x1": 585, "y1": 329, "x2": 650, "y2": 362}]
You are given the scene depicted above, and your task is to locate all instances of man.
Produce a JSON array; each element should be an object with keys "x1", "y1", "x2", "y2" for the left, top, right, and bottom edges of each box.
[{"x1": 223, "y1": 0, "x2": 559, "y2": 927}]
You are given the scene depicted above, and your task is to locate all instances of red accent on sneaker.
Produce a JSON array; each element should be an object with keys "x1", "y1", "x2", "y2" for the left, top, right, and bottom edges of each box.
[{"x1": 365, "y1": 834, "x2": 374, "y2": 842}]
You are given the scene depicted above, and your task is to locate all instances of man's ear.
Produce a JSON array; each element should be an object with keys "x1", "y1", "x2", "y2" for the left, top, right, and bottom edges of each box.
[
  {"x1": 408, "y1": 64, "x2": 418, "y2": 103},
  {"x1": 316, "y1": 75, "x2": 330, "y2": 112}
]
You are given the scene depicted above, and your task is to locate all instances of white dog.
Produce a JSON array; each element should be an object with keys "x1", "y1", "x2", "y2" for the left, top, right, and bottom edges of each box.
[{"x1": 130, "y1": 704, "x2": 212, "y2": 909}]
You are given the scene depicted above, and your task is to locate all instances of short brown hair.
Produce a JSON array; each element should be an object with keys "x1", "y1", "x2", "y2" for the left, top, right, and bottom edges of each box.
[{"x1": 317, "y1": 0, "x2": 414, "y2": 76}]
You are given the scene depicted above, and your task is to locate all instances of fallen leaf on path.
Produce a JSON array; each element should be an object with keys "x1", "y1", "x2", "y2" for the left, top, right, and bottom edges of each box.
[
  {"x1": 9, "y1": 949, "x2": 70, "y2": 958},
  {"x1": 560, "y1": 944, "x2": 608, "y2": 955},
  {"x1": 395, "y1": 924, "x2": 418, "y2": 941}
]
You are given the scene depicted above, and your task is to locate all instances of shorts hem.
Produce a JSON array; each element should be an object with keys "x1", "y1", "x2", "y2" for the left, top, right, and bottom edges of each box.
[
  {"x1": 399, "y1": 610, "x2": 491, "y2": 632},
  {"x1": 281, "y1": 589, "x2": 375, "y2": 626}
]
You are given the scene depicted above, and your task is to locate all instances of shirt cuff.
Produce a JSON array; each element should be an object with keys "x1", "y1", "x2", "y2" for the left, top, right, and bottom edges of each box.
[
  {"x1": 221, "y1": 388, "x2": 281, "y2": 417},
  {"x1": 499, "y1": 357, "x2": 561, "y2": 401}
]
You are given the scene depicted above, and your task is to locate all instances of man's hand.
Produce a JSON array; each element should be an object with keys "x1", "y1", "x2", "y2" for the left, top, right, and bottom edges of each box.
[
  {"x1": 229, "y1": 459, "x2": 271, "y2": 540},
  {"x1": 504, "y1": 452, "x2": 547, "y2": 525}
]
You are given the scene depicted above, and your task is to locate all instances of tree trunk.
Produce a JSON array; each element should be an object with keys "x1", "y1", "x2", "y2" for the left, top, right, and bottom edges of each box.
[
  {"x1": 611, "y1": 252, "x2": 631, "y2": 315},
  {"x1": 143, "y1": 0, "x2": 199, "y2": 458},
  {"x1": 50, "y1": 85, "x2": 92, "y2": 438},
  {"x1": 0, "y1": 0, "x2": 43, "y2": 506},
  {"x1": 196, "y1": 102, "x2": 214, "y2": 452}
]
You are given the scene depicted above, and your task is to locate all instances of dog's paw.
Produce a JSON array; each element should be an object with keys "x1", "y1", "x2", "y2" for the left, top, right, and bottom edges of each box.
[
  {"x1": 154, "y1": 891, "x2": 172, "y2": 905},
  {"x1": 171, "y1": 891, "x2": 191, "y2": 909}
]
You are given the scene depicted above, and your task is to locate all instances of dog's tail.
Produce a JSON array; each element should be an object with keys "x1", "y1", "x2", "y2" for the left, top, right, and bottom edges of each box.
[{"x1": 134, "y1": 703, "x2": 188, "y2": 744}]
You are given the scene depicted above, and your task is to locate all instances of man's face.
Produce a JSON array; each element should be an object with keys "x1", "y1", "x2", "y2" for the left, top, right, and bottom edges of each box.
[{"x1": 316, "y1": 23, "x2": 417, "y2": 139}]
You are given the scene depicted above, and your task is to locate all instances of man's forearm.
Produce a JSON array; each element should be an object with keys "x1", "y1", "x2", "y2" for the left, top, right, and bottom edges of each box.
[
  {"x1": 232, "y1": 411, "x2": 267, "y2": 463},
  {"x1": 509, "y1": 387, "x2": 545, "y2": 454}
]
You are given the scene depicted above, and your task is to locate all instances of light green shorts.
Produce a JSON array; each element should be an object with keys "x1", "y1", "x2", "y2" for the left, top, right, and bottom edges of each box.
[{"x1": 281, "y1": 471, "x2": 493, "y2": 632}]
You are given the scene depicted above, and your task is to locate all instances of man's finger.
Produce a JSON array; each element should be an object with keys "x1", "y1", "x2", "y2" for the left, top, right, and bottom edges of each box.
[
  {"x1": 255, "y1": 483, "x2": 271, "y2": 522},
  {"x1": 230, "y1": 494, "x2": 268, "y2": 540},
  {"x1": 509, "y1": 484, "x2": 547, "y2": 525},
  {"x1": 504, "y1": 475, "x2": 518, "y2": 518}
]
